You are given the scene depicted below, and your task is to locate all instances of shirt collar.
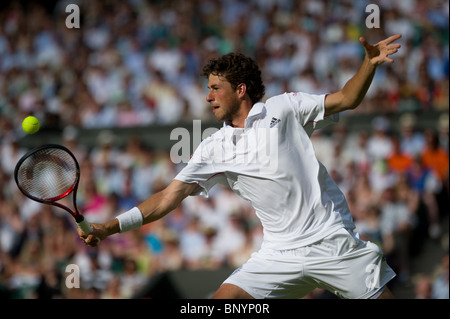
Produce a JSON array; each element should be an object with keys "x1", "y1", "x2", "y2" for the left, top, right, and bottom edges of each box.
[{"x1": 223, "y1": 102, "x2": 266, "y2": 128}]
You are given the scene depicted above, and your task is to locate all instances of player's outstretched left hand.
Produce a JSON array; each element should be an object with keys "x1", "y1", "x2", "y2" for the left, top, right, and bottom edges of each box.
[{"x1": 360, "y1": 34, "x2": 402, "y2": 66}]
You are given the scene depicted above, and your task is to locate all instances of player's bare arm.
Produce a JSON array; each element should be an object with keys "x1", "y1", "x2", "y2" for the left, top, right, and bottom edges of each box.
[
  {"x1": 79, "y1": 180, "x2": 199, "y2": 246},
  {"x1": 139, "y1": 180, "x2": 199, "y2": 224},
  {"x1": 324, "y1": 34, "x2": 402, "y2": 116}
]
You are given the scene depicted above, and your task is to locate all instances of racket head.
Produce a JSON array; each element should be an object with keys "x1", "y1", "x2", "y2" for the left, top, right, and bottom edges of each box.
[{"x1": 14, "y1": 144, "x2": 82, "y2": 220}]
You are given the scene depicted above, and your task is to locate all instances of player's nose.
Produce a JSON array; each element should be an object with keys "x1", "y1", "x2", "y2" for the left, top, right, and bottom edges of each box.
[{"x1": 206, "y1": 90, "x2": 214, "y2": 103}]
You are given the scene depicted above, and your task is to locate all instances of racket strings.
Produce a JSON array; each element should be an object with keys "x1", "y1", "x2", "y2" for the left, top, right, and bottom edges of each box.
[{"x1": 16, "y1": 148, "x2": 78, "y2": 201}]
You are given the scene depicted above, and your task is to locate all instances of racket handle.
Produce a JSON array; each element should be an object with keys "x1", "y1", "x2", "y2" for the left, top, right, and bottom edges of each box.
[{"x1": 77, "y1": 218, "x2": 93, "y2": 234}]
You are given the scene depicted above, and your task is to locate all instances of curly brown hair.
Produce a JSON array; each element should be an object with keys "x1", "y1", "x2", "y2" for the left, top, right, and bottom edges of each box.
[{"x1": 202, "y1": 53, "x2": 265, "y2": 105}]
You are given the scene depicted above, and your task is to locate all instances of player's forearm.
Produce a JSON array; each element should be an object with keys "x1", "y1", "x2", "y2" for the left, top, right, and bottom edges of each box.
[
  {"x1": 137, "y1": 180, "x2": 198, "y2": 225},
  {"x1": 106, "y1": 180, "x2": 196, "y2": 236},
  {"x1": 137, "y1": 190, "x2": 178, "y2": 224},
  {"x1": 325, "y1": 56, "x2": 377, "y2": 116},
  {"x1": 103, "y1": 192, "x2": 174, "y2": 237},
  {"x1": 339, "y1": 56, "x2": 377, "y2": 110},
  {"x1": 104, "y1": 218, "x2": 121, "y2": 236}
]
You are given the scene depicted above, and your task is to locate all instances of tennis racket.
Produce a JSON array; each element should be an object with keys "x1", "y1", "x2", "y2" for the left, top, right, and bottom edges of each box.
[{"x1": 14, "y1": 144, "x2": 95, "y2": 238}]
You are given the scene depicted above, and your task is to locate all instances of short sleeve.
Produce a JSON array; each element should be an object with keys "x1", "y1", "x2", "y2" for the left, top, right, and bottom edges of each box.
[
  {"x1": 173, "y1": 136, "x2": 226, "y2": 198},
  {"x1": 288, "y1": 92, "x2": 339, "y2": 136}
]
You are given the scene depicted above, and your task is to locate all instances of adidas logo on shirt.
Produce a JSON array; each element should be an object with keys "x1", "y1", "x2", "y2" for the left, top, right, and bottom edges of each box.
[{"x1": 270, "y1": 117, "x2": 281, "y2": 128}]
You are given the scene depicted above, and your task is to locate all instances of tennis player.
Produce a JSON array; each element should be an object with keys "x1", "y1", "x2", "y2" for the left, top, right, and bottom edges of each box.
[{"x1": 80, "y1": 34, "x2": 402, "y2": 299}]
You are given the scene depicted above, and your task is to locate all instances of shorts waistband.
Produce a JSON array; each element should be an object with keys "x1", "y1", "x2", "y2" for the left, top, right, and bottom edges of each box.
[{"x1": 258, "y1": 228, "x2": 361, "y2": 258}]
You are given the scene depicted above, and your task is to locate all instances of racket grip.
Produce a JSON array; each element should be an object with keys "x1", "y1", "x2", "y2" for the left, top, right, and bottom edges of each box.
[{"x1": 77, "y1": 218, "x2": 93, "y2": 234}]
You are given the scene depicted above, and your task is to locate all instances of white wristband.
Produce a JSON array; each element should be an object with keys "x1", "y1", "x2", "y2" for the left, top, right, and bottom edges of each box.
[{"x1": 116, "y1": 207, "x2": 143, "y2": 233}]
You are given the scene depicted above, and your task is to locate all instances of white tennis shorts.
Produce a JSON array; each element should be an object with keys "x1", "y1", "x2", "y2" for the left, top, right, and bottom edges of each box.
[{"x1": 223, "y1": 228, "x2": 396, "y2": 299}]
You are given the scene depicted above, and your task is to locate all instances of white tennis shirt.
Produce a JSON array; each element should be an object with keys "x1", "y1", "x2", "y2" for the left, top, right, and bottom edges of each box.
[{"x1": 175, "y1": 92, "x2": 355, "y2": 250}]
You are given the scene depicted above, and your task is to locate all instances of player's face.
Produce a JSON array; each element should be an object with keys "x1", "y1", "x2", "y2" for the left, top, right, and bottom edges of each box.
[{"x1": 206, "y1": 74, "x2": 241, "y2": 123}]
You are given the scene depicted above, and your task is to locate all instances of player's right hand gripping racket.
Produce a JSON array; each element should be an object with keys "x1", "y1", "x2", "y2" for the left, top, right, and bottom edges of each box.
[{"x1": 14, "y1": 144, "x2": 98, "y2": 242}]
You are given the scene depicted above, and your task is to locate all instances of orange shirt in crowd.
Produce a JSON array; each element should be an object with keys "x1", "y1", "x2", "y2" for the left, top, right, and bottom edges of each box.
[{"x1": 421, "y1": 148, "x2": 449, "y2": 182}]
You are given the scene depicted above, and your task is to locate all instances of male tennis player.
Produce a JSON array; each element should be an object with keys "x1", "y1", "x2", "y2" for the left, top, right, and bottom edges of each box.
[{"x1": 80, "y1": 34, "x2": 402, "y2": 299}]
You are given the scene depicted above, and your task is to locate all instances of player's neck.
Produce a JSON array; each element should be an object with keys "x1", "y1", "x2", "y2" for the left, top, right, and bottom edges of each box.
[{"x1": 229, "y1": 100, "x2": 253, "y2": 128}]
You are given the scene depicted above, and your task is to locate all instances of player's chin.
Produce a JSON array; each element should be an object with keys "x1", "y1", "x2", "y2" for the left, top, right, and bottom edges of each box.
[{"x1": 213, "y1": 111, "x2": 227, "y2": 122}]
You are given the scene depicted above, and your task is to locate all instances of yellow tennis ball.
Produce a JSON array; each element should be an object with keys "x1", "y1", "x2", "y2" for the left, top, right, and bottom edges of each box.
[{"x1": 22, "y1": 116, "x2": 40, "y2": 134}]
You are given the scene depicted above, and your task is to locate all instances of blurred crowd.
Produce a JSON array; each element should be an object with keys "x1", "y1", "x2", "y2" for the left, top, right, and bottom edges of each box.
[
  {"x1": 0, "y1": 0, "x2": 449, "y2": 132},
  {"x1": 0, "y1": 0, "x2": 449, "y2": 299}
]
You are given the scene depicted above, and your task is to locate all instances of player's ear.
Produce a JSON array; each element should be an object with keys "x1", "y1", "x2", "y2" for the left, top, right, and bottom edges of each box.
[{"x1": 236, "y1": 83, "x2": 247, "y2": 99}]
